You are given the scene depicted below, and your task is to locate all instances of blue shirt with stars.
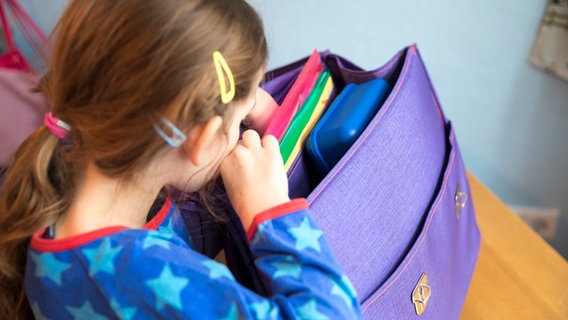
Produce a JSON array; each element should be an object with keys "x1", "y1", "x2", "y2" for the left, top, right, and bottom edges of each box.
[{"x1": 25, "y1": 196, "x2": 362, "y2": 319}]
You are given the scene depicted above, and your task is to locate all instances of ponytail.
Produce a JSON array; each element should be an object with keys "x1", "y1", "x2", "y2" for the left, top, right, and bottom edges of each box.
[{"x1": 0, "y1": 126, "x2": 75, "y2": 319}]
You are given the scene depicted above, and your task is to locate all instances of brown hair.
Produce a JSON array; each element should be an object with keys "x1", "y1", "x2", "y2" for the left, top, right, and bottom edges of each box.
[{"x1": 0, "y1": 0, "x2": 267, "y2": 317}]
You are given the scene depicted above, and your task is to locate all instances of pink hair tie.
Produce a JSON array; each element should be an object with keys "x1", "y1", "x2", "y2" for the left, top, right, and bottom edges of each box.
[{"x1": 44, "y1": 112, "x2": 71, "y2": 139}]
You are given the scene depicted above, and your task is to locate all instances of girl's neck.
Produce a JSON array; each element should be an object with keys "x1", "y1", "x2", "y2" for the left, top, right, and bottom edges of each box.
[{"x1": 54, "y1": 162, "x2": 162, "y2": 239}]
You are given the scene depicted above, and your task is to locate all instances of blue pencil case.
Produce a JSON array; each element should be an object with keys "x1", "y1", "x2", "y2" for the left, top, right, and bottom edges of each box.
[{"x1": 305, "y1": 78, "x2": 390, "y2": 176}]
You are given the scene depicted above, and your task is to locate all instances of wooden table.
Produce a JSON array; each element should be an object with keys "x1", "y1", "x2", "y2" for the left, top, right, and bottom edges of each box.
[{"x1": 461, "y1": 173, "x2": 568, "y2": 319}]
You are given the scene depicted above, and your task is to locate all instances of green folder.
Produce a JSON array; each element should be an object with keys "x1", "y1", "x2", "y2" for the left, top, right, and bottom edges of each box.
[{"x1": 280, "y1": 71, "x2": 333, "y2": 170}]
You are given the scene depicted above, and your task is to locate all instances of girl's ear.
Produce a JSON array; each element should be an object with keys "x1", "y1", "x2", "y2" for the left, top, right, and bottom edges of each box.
[{"x1": 184, "y1": 115, "x2": 223, "y2": 166}]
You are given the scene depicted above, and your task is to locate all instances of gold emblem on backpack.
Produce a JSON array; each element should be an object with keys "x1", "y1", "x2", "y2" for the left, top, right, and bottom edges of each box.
[{"x1": 412, "y1": 273, "x2": 431, "y2": 316}]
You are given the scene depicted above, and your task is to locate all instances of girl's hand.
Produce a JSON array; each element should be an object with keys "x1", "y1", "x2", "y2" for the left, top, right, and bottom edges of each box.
[{"x1": 220, "y1": 130, "x2": 290, "y2": 230}]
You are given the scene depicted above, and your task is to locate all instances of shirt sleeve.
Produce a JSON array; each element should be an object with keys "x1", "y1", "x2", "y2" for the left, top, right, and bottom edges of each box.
[
  {"x1": 101, "y1": 200, "x2": 363, "y2": 319},
  {"x1": 247, "y1": 199, "x2": 362, "y2": 319}
]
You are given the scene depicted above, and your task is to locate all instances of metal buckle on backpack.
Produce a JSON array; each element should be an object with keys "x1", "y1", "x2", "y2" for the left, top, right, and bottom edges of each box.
[
  {"x1": 412, "y1": 273, "x2": 431, "y2": 316},
  {"x1": 455, "y1": 183, "x2": 468, "y2": 220}
]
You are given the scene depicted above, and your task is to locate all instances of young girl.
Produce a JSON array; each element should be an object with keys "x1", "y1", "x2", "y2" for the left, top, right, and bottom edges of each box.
[{"x1": 0, "y1": 0, "x2": 362, "y2": 319}]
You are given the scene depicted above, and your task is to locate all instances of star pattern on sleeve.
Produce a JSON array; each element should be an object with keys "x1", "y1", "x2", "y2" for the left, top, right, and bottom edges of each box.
[
  {"x1": 295, "y1": 300, "x2": 329, "y2": 320},
  {"x1": 219, "y1": 302, "x2": 246, "y2": 320},
  {"x1": 331, "y1": 286, "x2": 351, "y2": 307},
  {"x1": 29, "y1": 251, "x2": 71, "y2": 286},
  {"x1": 330, "y1": 275, "x2": 358, "y2": 307},
  {"x1": 141, "y1": 234, "x2": 171, "y2": 250},
  {"x1": 270, "y1": 256, "x2": 302, "y2": 279},
  {"x1": 109, "y1": 297, "x2": 137, "y2": 320},
  {"x1": 66, "y1": 300, "x2": 108, "y2": 319},
  {"x1": 251, "y1": 222, "x2": 269, "y2": 246},
  {"x1": 201, "y1": 260, "x2": 235, "y2": 280},
  {"x1": 157, "y1": 214, "x2": 174, "y2": 234},
  {"x1": 82, "y1": 238, "x2": 123, "y2": 276},
  {"x1": 250, "y1": 300, "x2": 278, "y2": 319},
  {"x1": 287, "y1": 218, "x2": 324, "y2": 252},
  {"x1": 144, "y1": 263, "x2": 189, "y2": 311}
]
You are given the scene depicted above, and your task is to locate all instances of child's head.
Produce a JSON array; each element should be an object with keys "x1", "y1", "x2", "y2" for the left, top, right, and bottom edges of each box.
[
  {"x1": 45, "y1": 0, "x2": 267, "y2": 178},
  {"x1": 0, "y1": 0, "x2": 267, "y2": 317}
]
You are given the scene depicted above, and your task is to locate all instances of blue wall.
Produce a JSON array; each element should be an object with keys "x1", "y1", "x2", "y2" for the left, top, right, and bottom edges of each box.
[
  {"x1": 247, "y1": 0, "x2": 568, "y2": 259},
  {"x1": 14, "y1": 0, "x2": 568, "y2": 259}
]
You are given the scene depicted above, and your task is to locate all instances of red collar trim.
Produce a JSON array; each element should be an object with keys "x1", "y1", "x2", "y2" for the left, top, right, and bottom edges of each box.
[
  {"x1": 30, "y1": 226, "x2": 128, "y2": 252},
  {"x1": 30, "y1": 195, "x2": 173, "y2": 253},
  {"x1": 144, "y1": 195, "x2": 172, "y2": 230}
]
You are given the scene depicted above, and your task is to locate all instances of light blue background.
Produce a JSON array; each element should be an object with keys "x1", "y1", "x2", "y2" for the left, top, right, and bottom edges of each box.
[{"x1": 11, "y1": 0, "x2": 568, "y2": 259}]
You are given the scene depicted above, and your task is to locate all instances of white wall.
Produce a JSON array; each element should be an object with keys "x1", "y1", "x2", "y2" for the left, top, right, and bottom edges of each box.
[{"x1": 14, "y1": 0, "x2": 568, "y2": 259}]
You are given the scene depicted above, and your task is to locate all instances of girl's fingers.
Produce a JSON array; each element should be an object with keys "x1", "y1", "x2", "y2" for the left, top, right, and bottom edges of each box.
[
  {"x1": 241, "y1": 129, "x2": 261, "y2": 149},
  {"x1": 261, "y1": 134, "x2": 279, "y2": 152}
]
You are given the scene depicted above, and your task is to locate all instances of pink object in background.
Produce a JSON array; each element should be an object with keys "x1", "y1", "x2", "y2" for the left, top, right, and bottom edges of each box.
[
  {"x1": 0, "y1": 0, "x2": 52, "y2": 165},
  {"x1": 0, "y1": 68, "x2": 48, "y2": 165}
]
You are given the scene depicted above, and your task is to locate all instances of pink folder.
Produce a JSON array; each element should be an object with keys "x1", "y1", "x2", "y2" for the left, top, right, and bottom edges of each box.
[{"x1": 263, "y1": 50, "x2": 322, "y2": 141}]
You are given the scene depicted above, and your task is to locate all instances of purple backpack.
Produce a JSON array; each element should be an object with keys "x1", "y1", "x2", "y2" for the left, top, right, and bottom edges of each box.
[{"x1": 185, "y1": 44, "x2": 481, "y2": 319}]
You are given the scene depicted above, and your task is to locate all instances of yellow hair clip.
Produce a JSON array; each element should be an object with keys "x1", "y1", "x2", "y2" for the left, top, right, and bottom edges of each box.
[{"x1": 212, "y1": 51, "x2": 235, "y2": 104}]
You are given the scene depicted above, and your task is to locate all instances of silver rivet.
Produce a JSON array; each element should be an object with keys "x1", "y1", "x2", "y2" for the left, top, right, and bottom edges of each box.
[{"x1": 455, "y1": 183, "x2": 467, "y2": 220}]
